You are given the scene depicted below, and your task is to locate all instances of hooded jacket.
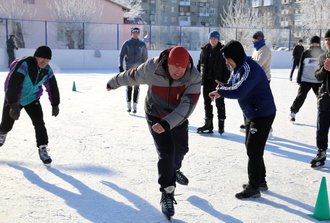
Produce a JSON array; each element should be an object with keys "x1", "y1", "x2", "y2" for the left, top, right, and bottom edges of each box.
[
  {"x1": 108, "y1": 48, "x2": 201, "y2": 130},
  {"x1": 5, "y1": 56, "x2": 60, "y2": 107}
]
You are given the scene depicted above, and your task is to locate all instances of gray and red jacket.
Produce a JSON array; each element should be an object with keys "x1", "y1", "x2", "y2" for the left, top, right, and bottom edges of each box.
[{"x1": 108, "y1": 49, "x2": 202, "y2": 130}]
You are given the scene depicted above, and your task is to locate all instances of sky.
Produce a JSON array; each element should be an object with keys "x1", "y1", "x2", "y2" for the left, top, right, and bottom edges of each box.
[{"x1": 0, "y1": 69, "x2": 329, "y2": 223}]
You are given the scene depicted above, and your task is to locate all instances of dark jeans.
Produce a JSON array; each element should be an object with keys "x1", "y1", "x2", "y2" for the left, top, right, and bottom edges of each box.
[
  {"x1": 245, "y1": 114, "x2": 275, "y2": 187},
  {"x1": 126, "y1": 85, "x2": 140, "y2": 103},
  {"x1": 202, "y1": 79, "x2": 225, "y2": 120},
  {"x1": 7, "y1": 49, "x2": 15, "y2": 68},
  {"x1": 0, "y1": 100, "x2": 48, "y2": 147},
  {"x1": 290, "y1": 60, "x2": 299, "y2": 79},
  {"x1": 316, "y1": 110, "x2": 330, "y2": 151},
  {"x1": 290, "y1": 82, "x2": 321, "y2": 113},
  {"x1": 147, "y1": 115, "x2": 189, "y2": 191}
]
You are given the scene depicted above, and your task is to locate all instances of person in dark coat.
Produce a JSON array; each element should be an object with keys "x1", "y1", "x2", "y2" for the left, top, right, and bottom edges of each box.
[
  {"x1": 311, "y1": 30, "x2": 330, "y2": 168},
  {"x1": 209, "y1": 40, "x2": 276, "y2": 199},
  {"x1": 290, "y1": 39, "x2": 304, "y2": 81},
  {"x1": 0, "y1": 46, "x2": 60, "y2": 165},
  {"x1": 196, "y1": 31, "x2": 230, "y2": 134},
  {"x1": 289, "y1": 36, "x2": 323, "y2": 122},
  {"x1": 6, "y1": 34, "x2": 18, "y2": 68}
]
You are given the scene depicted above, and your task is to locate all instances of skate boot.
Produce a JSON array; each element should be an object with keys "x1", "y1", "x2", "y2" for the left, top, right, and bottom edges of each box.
[
  {"x1": 218, "y1": 119, "x2": 225, "y2": 135},
  {"x1": 160, "y1": 186, "x2": 177, "y2": 220},
  {"x1": 289, "y1": 112, "x2": 296, "y2": 122},
  {"x1": 197, "y1": 118, "x2": 213, "y2": 133},
  {"x1": 240, "y1": 124, "x2": 246, "y2": 133},
  {"x1": 132, "y1": 103, "x2": 137, "y2": 114},
  {"x1": 311, "y1": 149, "x2": 326, "y2": 168},
  {"x1": 38, "y1": 145, "x2": 52, "y2": 165},
  {"x1": 127, "y1": 102, "x2": 131, "y2": 112},
  {"x1": 242, "y1": 182, "x2": 268, "y2": 191},
  {"x1": 235, "y1": 184, "x2": 261, "y2": 199},
  {"x1": 0, "y1": 131, "x2": 8, "y2": 147},
  {"x1": 176, "y1": 170, "x2": 189, "y2": 185}
]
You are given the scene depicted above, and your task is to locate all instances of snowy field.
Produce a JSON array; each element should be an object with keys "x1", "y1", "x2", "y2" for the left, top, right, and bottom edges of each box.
[{"x1": 0, "y1": 69, "x2": 329, "y2": 223}]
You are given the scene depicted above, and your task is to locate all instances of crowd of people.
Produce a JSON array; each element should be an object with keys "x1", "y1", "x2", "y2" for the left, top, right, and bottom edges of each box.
[{"x1": 2, "y1": 28, "x2": 330, "y2": 220}]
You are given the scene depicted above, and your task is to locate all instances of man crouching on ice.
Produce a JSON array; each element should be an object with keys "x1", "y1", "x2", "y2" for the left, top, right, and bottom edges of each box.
[{"x1": 106, "y1": 46, "x2": 201, "y2": 219}]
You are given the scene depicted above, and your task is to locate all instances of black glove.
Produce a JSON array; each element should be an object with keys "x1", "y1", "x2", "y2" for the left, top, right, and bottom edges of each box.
[
  {"x1": 9, "y1": 103, "x2": 20, "y2": 120},
  {"x1": 119, "y1": 66, "x2": 124, "y2": 72},
  {"x1": 52, "y1": 105, "x2": 59, "y2": 117}
]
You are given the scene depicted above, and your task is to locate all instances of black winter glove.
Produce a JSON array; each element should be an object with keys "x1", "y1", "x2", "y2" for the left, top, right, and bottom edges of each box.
[
  {"x1": 9, "y1": 103, "x2": 20, "y2": 120},
  {"x1": 52, "y1": 105, "x2": 59, "y2": 117},
  {"x1": 119, "y1": 66, "x2": 124, "y2": 73}
]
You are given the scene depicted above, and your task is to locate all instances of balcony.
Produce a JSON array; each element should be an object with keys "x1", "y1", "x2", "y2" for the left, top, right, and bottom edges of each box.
[
  {"x1": 264, "y1": 0, "x2": 273, "y2": 6},
  {"x1": 179, "y1": 0, "x2": 191, "y2": 6}
]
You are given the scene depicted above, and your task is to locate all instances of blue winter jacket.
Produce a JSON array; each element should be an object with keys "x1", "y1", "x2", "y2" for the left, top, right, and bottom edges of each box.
[{"x1": 219, "y1": 57, "x2": 276, "y2": 120}]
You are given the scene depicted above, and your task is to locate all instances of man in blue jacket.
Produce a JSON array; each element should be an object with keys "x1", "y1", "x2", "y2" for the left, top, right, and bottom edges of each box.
[
  {"x1": 209, "y1": 40, "x2": 276, "y2": 199},
  {"x1": 0, "y1": 46, "x2": 60, "y2": 165}
]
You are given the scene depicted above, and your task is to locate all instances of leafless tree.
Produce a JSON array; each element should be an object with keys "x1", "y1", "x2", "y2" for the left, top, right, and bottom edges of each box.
[
  {"x1": 114, "y1": 0, "x2": 143, "y2": 18},
  {"x1": 300, "y1": 0, "x2": 330, "y2": 38},
  {"x1": 50, "y1": 0, "x2": 103, "y2": 49},
  {"x1": 0, "y1": 0, "x2": 36, "y2": 47},
  {"x1": 220, "y1": 0, "x2": 265, "y2": 50}
]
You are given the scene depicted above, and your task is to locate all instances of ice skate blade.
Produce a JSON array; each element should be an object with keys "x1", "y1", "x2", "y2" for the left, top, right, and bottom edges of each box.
[{"x1": 197, "y1": 130, "x2": 213, "y2": 134}]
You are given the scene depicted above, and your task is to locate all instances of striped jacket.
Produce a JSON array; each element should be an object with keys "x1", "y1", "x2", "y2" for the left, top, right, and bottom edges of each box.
[
  {"x1": 219, "y1": 57, "x2": 276, "y2": 120},
  {"x1": 5, "y1": 57, "x2": 60, "y2": 107},
  {"x1": 108, "y1": 49, "x2": 201, "y2": 130}
]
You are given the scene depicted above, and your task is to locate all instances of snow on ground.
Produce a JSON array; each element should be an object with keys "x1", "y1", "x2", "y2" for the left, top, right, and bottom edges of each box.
[{"x1": 0, "y1": 69, "x2": 329, "y2": 223}]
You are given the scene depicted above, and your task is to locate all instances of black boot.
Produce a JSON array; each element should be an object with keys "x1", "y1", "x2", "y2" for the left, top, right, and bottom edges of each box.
[
  {"x1": 218, "y1": 119, "x2": 225, "y2": 135},
  {"x1": 197, "y1": 118, "x2": 213, "y2": 133}
]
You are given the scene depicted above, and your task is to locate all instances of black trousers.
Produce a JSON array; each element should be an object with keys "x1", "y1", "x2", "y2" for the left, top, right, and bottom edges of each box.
[
  {"x1": 317, "y1": 110, "x2": 330, "y2": 151},
  {"x1": 245, "y1": 114, "x2": 275, "y2": 187},
  {"x1": 147, "y1": 115, "x2": 189, "y2": 191},
  {"x1": 126, "y1": 85, "x2": 140, "y2": 103},
  {"x1": 0, "y1": 100, "x2": 48, "y2": 147},
  {"x1": 290, "y1": 82, "x2": 321, "y2": 113},
  {"x1": 290, "y1": 60, "x2": 299, "y2": 79},
  {"x1": 202, "y1": 79, "x2": 225, "y2": 120}
]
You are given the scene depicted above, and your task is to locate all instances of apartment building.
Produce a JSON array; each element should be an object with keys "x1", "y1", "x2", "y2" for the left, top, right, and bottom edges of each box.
[{"x1": 141, "y1": 0, "x2": 229, "y2": 27}]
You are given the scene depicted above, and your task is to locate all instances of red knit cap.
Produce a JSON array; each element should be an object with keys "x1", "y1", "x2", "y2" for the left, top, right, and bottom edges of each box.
[{"x1": 168, "y1": 46, "x2": 189, "y2": 68}]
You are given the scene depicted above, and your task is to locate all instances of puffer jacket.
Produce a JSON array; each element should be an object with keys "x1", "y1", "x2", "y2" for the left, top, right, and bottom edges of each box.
[
  {"x1": 108, "y1": 48, "x2": 202, "y2": 130},
  {"x1": 119, "y1": 38, "x2": 148, "y2": 69},
  {"x1": 315, "y1": 51, "x2": 330, "y2": 111}
]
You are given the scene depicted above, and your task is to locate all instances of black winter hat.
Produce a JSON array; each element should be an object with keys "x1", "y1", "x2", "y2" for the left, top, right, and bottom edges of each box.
[
  {"x1": 252, "y1": 31, "x2": 264, "y2": 40},
  {"x1": 221, "y1": 40, "x2": 246, "y2": 67},
  {"x1": 34, "y1": 45, "x2": 52, "y2": 60},
  {"x1": 310, "y1": 35, "x2": 320, "y2": 44},
  {"x1": 325, "y1": 29, "x2": 330, "y2": 38}
]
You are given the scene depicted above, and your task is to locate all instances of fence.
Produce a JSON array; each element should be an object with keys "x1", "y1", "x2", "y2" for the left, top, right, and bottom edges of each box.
[{"x1": 0, "y1": 18, "x2": 328, "y2": 51}]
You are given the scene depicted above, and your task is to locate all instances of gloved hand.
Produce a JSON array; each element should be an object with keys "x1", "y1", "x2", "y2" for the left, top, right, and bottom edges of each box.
[
  {"x1": 9, "y1": 103, "x2": 20, "y2": 120},
  {"x1": 52, "y1": 105, "x2": 59, "y2": 117},
  {"x1": 119, "y1": 66, "x2": 124, "y2": 72}
]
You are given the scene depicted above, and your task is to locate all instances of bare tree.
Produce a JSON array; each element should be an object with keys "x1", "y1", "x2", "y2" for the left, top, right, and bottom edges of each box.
[
  {"x1": 0, "y1": 0, "x2": 36, "y2": 47},
  {"x1": 220, "y1": 0, "x2": 264, "y2": 50},
  {"x1": 50, "y1": 0, "x2": 103, "y2": 49},
  {"x1": 300, "y1": 0, "x2": 330, "y2": 37},
  {"x1": 114, "y1": 0, "x2": 143, "y2": 18}
]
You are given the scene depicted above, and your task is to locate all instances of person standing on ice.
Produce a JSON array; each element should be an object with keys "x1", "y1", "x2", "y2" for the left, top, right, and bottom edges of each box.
[
  {"x1": 311, "y1": 30, "x2": 330, "y2": 168},
  {"x1": 107, "y1": 46, "x2": 201, "y2": 219},
  {"x1": 0, "y1": 45, "x2": 60, "y2": 165},
  {"x1": 209, "y1": 40, "x2": 276, "y2": 199},
  {"x1": 119, "y1": 27, "x2": 148, "y2": 114}
]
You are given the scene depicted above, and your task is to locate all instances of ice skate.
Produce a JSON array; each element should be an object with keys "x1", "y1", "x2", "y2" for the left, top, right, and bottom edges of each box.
[
  {"x1": 289, "y1": 112, "x2": 296, "y2": 122},
  {"x1": 160, "y1": 186, "x2": 176, "y2": 220},
  {"x1": 38, "y1": 145, "x2": 52, "y2": 165},
  {"x1": 311, "y1": 149, "x2": 326, "y2": 168},
  {"x1": 197, "y1": 119, "x2": 213, "y2": 134},
  {"x1": 0, "y1": 131, "x2": 7, "y2": 147},
  {"x1": 176, "y1": 170, "x2": 189, "y2": 185},
  {"x1": 242, "y1": 182, "x2": 268, "y2": 191},
  {"x1": 127, "y1": 102, "x2": 131, "y2": 112},
  {"x1": 218, "y1": 119, "x2": 225, "y2": 135},
  {"x1": 240, "y1": 124, "x2": 246, "y2": 133},
  {"x1": 132, "y1": 102, "x2": 137, "y2": 114}
]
